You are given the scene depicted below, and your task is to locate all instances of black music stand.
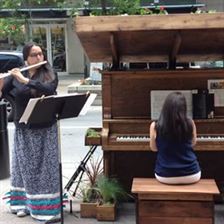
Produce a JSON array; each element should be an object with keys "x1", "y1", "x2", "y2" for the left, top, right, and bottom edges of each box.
[
  {"x1": 20, "y1": 93, "x2": 90, "y2": 224},
  {"x1": 64, "y1": 144, "x2": 98, "y2": 196}
]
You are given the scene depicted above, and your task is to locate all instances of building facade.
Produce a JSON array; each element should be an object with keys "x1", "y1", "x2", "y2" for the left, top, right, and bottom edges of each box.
[{"x1": 198, "y1": 0, "x2": 224, "y2": 12}]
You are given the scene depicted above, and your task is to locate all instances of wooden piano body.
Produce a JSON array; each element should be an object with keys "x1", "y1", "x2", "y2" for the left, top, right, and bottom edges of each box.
[{"x1": 75, "y1": 13, "x2": 224, "y2": 192}]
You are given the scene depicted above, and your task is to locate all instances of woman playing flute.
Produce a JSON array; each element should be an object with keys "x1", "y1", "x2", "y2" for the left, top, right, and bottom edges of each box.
[{"x1": 0, "y1": 42, "x2": 60, "y2": 221}]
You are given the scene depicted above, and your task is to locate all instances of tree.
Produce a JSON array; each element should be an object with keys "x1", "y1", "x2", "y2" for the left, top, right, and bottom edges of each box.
[{"x1": 0, "y1": 0, "x2": 68, "y2": 45}]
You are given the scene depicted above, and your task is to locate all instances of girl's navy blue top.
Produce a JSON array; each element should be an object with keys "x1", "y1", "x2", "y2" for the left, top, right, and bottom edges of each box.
[
  {"x1": 155, "y1": 136, "x2": 201, "y2": 177},
  {"x1": 2, "y1": 71, "x2": 58, "y2": 129}
]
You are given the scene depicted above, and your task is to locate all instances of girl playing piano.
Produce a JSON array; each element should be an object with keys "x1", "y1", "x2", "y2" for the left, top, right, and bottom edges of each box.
[{"x1": 149, "y1": 91, "x2": 201, "y2": 184}]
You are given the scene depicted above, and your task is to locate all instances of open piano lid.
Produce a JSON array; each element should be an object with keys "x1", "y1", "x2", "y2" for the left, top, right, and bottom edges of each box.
[{"x1": 74, "y1": 13, "x2": 224, "y2": 64}]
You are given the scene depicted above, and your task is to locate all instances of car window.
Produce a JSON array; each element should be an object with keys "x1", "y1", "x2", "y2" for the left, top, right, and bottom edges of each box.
[{"x1": 0, "y1": 54, "x2": 24, "y2": 73}]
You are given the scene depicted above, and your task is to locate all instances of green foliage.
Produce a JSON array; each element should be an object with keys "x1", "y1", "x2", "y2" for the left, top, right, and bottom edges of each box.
[
  {"x1": 80, "y1": 157, "x2": 103, "y2": 203},
  {"x1": 80, "y1": 186, "x2": 101, "y2": 203},
  {"x1": 0, "y1": 0, "x2": 66, "y2": 45},
  {"x1": 0, "y1": 0, "x2": 65, "y2": 8},
  {"x1": 90, "y1": 0, "x2": 168, "y2": 16},
  {"x1": 0, "y1": 18, "x2": 25, "y2": 44},
  {"x1": 0, "y1": 0, "x2": 22, "y2": 8},
  {"x1": 108, "y1": 0, "x2": 141, "y2": 15},
  {"x1": 86, "y1": 128, "x2": 101, "y2": 138},
  {"x1": 96, "y1": 176, "x2": 127, "y2": 205},
  {"x1": 79, "y1": 158, "x2": 129, "y2": 205}
]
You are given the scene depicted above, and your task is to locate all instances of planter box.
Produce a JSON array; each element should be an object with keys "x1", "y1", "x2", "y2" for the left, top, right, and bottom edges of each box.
[
  {"x1": 80, "y1": 202, "x2": 98, "y2": 218},
  {"x1": 96, "y1": 203, "x2": 116, "y2": 221},
  {"x1": 85, "y1": 127, "x2": 102, "y2": 146}
]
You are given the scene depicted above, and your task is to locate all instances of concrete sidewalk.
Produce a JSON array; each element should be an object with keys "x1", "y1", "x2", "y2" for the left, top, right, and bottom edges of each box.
[{"x1": 57, "y1": 74, "x2": 84, "y2": 94}]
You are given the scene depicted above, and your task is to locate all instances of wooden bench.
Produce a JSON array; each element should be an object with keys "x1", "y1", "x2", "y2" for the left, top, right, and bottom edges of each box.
[{"x1": 131, "y1": 178, "x2": 220, "y2": 224}]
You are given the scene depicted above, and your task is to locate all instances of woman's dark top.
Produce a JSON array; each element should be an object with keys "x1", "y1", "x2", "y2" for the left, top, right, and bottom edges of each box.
[
  {"x1": 155, "y1": 136, "x2": 201, "y2": 177},
  {"x1": 2, "y1": 70, "x2": 58, "y2": 129}
]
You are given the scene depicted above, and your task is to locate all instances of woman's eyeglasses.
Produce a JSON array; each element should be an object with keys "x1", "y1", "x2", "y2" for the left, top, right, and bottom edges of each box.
[{"x1": 29, "y1": 52, "x2": 43, "y2": 57}]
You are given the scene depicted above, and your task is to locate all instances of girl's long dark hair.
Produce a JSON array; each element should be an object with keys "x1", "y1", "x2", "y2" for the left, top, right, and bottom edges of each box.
[{"x1": 155, "y1": 92, "x2": 193, "y2": 142}]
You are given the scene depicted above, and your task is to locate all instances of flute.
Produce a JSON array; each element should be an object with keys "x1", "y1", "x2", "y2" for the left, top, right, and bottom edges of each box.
[{"x1": 0, "y1": 61, "x2": 47, "y2": 79}]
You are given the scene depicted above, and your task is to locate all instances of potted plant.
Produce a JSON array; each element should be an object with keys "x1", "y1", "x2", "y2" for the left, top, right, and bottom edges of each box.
[
  {"x1": 95, "y1": 175, "x2": 128, "y2": 221},
  {"x1": 80, "y1": 185, "x2": 100, "y2": 218},
  {"x1": 85, "y1": 128, "x2": 102, "y2": 146},
  {"x1": 80, "y1": 157, "x2": 103, "y2": 218}
]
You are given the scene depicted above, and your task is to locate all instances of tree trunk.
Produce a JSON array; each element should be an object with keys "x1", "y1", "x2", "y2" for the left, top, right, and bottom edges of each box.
[{"x1": 100, "y1": 0, "x2": 106, "y2": 15}]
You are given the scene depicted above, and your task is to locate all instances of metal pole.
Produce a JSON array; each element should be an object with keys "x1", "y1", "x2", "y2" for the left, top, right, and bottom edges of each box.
[{"x1": 0, "y1": 103, "x2": 10, "y2": 179}]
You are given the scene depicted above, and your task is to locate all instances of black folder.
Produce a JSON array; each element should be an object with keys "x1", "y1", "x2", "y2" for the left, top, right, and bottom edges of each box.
[{"x1": 19, "y1": 92, "x2": 91, "y2": 125}]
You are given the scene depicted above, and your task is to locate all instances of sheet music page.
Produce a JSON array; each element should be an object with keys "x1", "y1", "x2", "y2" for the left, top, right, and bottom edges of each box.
[
  {"x1": 79, "y1": 93, "x2": 97, "y2": 115},
  {"x1": 151, "y1": 90, "x2": 192, "y2": 120},
  {"x1": 19, "y1": 97, "x2": 41, "y2": 124},
  {"x1": 208, "y1": 79, "x2": 224, "y2": 106}
]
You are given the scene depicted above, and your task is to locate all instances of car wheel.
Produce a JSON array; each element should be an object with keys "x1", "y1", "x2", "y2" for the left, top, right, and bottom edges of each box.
[{"x1": 0, "y1": 95, "x2": 15, "y2": 122}]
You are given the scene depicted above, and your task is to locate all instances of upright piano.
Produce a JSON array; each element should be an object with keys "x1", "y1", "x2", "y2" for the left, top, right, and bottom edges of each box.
[{"x1": 75, "y1": 13, "x2": 224, "y2": 192}]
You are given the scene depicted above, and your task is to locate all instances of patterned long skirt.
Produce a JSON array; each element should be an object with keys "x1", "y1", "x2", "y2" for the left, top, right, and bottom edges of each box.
[{"x1": 7, "y1": 123, "x2": 61, "y2": 221}]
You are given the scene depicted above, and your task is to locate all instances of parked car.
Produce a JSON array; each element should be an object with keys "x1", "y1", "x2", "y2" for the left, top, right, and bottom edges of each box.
[
  {"x1": 0, "y1": 51, "x2": 24, "y2": 121},
  {"x1": 53, "y1": 52, "x2": 66, "y2": 72}
]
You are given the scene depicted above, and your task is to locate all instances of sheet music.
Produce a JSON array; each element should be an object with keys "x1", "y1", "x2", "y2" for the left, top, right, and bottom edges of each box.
[
  {"x1": 150, "y1": 90, "x2": 193, "y2": 120},
  {"x1": 208, "y1": 79, "x2": 224, "y2": 106},
  {"x1": 19, "y1": 97, "x2": 41, "y2": 124},
  {"x1": 80, "y1": 93, "x2": 97, "y2": 115}
]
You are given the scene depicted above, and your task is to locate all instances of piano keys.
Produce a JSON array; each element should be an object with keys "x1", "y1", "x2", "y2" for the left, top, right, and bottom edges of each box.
[
  {"x1": 107, "y1": 134, "x2": 224, "y2": 151},
  {"x1": 116, "y1": 135, "x2": 224, "y2": 142},
  {"x1": 102, "y1": 117, "x2": 224, "y2": 151},
  {"x1": 114, "y1": 134, "x2": 224, "y2": 152}
]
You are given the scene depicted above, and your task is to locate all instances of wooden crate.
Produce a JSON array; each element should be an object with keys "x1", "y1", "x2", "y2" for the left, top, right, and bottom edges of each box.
[
  {"x1": 96, "y1": 203, "x2": 116, "y2": 221},
  {"x1": 85, "y1": 127, "x2": 102, "y2": 145},
  {"x1": 132, "y1": 178, "x2": 220, "y2": 224},
  {"x1": 80, "y1": 202, "x2": 97, "y2": 218}
]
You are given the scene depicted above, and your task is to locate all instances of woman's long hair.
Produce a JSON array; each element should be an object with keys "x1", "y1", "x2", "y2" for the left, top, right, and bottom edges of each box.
[
  {"x1": 155, "y1": 92, "x2": 193, "y2": 142},
  {"x1": 23, "y1": 42, "x2": 56, "y2": 83}
]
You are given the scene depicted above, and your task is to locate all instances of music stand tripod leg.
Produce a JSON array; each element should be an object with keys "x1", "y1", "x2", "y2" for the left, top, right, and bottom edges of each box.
[{"x1": 64, "y1": 145, "x2": 98, "y2": 193}]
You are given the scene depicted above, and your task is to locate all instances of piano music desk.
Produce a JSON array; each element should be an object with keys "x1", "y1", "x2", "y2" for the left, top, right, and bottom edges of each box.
[{"x1": 131, "y1": 178, "x2": 219, "y2": 224}]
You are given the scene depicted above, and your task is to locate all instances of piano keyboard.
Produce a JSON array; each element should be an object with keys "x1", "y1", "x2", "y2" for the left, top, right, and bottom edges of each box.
[
  {"x1": 117, "y1": 136, "x2": 149, "y2": 142},
  {"x1": 116, "y1": 136, "x2": 224, "y2": 142}
]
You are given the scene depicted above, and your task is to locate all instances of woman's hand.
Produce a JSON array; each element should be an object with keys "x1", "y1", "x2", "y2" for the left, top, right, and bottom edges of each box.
[
  {"x1": 9, "y1": 68, "x2": 29, "y2": 84},
  {"x1": 0, "y1": 78, "x2": 4, "y2": 90},
  {"x1": 192, "y1": 120, "x2": 197, "y2": 146},
  {"x1": 0, "y1": 78, "x2": 4, "y2": 97},
  {"x1": 149, "y1": 121, "x2": 158, "y2": 152}
]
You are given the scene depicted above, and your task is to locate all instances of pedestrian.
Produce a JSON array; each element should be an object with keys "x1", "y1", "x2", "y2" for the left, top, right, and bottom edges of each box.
[
  {"x1": 0, "y1": 42, "x2": 60, "y2": 221},
  {"x1": 149, "y1": 91, "x2": 201, "y2": 184}
]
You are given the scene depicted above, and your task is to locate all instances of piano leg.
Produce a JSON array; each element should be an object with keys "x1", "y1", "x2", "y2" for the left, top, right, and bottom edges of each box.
[{"x1": 103, "y1": 151, "x2": 110, "y2": 176}]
